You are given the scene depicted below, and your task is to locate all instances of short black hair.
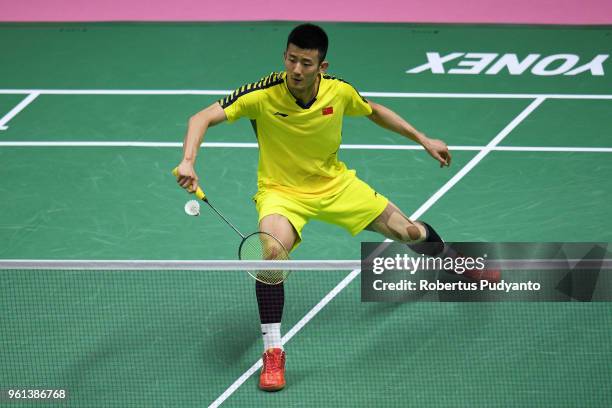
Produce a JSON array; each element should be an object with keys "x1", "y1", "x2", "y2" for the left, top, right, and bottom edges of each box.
[{"x1": 286, "y1": 23, "x2": 329, "y2": 63}]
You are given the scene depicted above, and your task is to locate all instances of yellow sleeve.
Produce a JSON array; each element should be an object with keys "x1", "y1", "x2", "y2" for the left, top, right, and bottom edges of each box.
[
  {"x1": 341, "y1": 81, "x2": 372, "y2": 117},
  {"x1": 218, "y1": 84, "x2": 264, "y2": 123}
]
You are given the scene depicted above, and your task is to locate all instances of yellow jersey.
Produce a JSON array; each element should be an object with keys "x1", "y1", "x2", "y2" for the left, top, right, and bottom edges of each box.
[{"x1": 219, "y1": 71, "x2": 372, "y2": 197}]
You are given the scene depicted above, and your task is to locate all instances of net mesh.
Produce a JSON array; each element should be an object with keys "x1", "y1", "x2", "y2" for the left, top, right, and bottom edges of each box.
[{"x1": 1, "y1": 260, "x2": 611, "y2": 407}]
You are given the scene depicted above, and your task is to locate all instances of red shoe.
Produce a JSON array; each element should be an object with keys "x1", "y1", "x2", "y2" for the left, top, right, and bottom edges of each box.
[
  {"x1": 259, "y1": 348, "x2": 286, "y2": 392},
  {"x1": 462, "y1": 267, "x2": 502, "y2": 283}
]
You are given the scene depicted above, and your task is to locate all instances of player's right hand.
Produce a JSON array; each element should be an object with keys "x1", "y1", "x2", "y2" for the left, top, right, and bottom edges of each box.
[{"x1": 175, "y1": 161, "x2": 199, "y2": 194}]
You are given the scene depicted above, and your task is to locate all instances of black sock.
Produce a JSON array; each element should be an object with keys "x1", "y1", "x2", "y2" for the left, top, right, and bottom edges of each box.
[
  {"x1": 408, "y1": 222, "x2": 446, "y2": 257},
  {"x1": 255, "y1": 280, "x2": 284, "y2": 324}
]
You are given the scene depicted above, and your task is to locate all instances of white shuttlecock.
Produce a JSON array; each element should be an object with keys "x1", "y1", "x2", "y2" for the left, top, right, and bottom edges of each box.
[{"x1": 184, "y1": 200, "x2": 201, "y2": 216}]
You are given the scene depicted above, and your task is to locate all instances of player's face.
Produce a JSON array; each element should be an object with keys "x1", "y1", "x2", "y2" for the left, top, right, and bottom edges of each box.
[{"x1": 284, "y1": 43, "x2": 327, "y2": 93}]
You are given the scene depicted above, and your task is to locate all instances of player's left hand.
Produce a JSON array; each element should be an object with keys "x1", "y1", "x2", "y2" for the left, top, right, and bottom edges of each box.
[{"x1": 423, "y1": 138, "x2": 452, "y2": 167}]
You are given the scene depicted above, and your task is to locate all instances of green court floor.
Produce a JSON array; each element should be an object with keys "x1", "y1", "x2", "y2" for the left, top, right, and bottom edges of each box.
[{"x1": 1, "y1": 22, "x2": 611, "y2": 407}]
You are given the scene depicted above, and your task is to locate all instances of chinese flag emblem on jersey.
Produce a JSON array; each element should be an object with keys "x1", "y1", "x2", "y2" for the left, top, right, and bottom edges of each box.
[{"x1": 322, "y1": 106, "x2": 334, "y2": 115}]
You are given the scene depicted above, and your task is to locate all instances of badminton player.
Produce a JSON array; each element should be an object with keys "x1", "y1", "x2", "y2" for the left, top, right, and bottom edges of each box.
[{"x1": 175, "y1": 23, "x2": 500, "y2": 392}]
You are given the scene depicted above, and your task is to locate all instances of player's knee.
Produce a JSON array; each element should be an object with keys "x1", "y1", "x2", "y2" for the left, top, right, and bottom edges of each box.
[
  {"x1": 406, "y1": 223, "x2": 423, "y2": 242},
  {"x1": 264, "y1": 242, "x2": 283, "y2": 260},
  {"x1": 391, "y1": 221, "x2": 425, "y2": 244}
]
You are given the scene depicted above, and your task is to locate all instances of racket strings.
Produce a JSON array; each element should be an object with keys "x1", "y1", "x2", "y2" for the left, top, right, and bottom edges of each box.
[{"x1": 240, "y1": 232, "x2": 290, "y2": 285}]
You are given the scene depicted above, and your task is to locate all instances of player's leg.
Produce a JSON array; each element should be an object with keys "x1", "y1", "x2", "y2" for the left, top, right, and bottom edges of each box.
[
  {"x1": 256, "y1": 214, "x2": 297, "y2": 348},
  {"x1": 367, "y1": 201, "x2": 500, "y2": 282},
  {"x1": 256, "y1": 214, "x2": 297, "y2": 392},
  {"x1": 366, "y1": 201, "x2": 427, "y2": 244},
  {"x1": 314, "y1": 176, "x2": 499, "y2": 282},
  {"x1": 253, "y1": 189, "x2": 312, "y2": 392},
  {"x1": 260, "y1": 214, "x2": 298, "y2": 259},
  {"x1": 365, "y1": 201, "x2": 444, "y2": 255},
  {"x1": 256, "y1": 212, "x2": 301, "y2": 348}
]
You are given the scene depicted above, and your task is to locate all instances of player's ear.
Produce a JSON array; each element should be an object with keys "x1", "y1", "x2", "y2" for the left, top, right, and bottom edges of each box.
[{"x1": 319, "y1": 60, "x2": 329, "y2": 73}]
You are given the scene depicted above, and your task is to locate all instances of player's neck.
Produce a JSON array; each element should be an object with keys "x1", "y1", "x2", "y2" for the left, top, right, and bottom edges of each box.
[{"x1": 287, "y1": 74, "x2": 320, "y2": 105}]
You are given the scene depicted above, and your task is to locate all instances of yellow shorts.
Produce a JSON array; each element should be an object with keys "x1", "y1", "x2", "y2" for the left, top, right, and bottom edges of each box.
[{"x1": 253, "y1": 177, "x2": 389, "y2": 249}]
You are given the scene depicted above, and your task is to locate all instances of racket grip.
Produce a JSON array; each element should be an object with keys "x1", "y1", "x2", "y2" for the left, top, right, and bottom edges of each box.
[
  {"x1": 172, "y1": 167, "x2": 207, "y2": 201},
  {"x1": 195, "y1": 187, "x2": 206, "y2": 201}
]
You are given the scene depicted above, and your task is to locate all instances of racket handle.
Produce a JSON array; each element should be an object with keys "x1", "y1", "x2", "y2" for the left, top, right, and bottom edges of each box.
[
  {"x1": 172, "y1": 167, "x2": 207, "y2": 201},
  {"x1": 195, "y1": 187, "x2": 206, "y2": 201}
]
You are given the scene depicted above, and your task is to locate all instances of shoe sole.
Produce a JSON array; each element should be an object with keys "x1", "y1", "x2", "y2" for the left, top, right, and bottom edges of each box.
[{"x1": 259, "y1": 384, "x2": 285, "y2": 392}]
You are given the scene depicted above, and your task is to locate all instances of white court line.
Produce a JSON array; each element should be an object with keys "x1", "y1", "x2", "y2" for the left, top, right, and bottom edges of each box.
[
  {"x1": 0, "y1": 141, "x2": 248, "y2": 148},
  {"x1": 208, "y1": 97, "x2": 547, "y2": 407},
  {"x1": 0, "y1": 92, "x2": 40, "y2": 130},
  {"x1": 494, "y1": 146, "x2": 612, "y2": 153},
  {"x1": 0, "y1": 89, "x2": 231, "y2": 96},
  {"x1": 410, "y1": 97, "x2": 545, "y2": 220},
  {"x1": 364, "y1": 92, "x2": 612, "y2": 100},
  {"x1": 1, "y1": 141, "x2": 610, "y2": 153},
  {"x1": 0, "y1": 89, "x2": 612, "y2": 100}
]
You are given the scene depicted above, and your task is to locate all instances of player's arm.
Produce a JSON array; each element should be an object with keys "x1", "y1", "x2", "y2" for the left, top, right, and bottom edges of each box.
[
  {"x1": 176, "y1": 102, "x2": 227, "y2": 192},
  {"x1": 367, "y1": 100, "x2": 451, "y2": 167}
]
